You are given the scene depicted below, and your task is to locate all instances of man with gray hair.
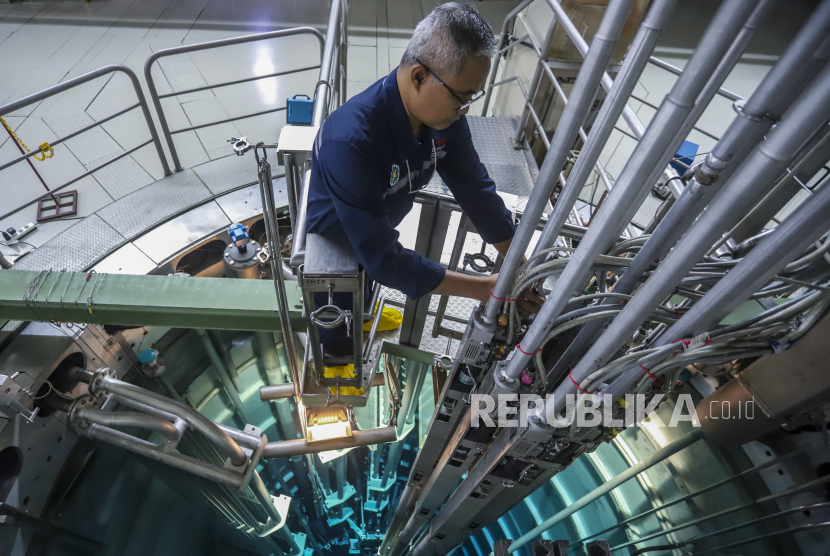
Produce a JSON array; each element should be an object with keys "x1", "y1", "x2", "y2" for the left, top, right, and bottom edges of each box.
[{"x1": 306, "y1": 2, "x2": 542, "y2": 356}]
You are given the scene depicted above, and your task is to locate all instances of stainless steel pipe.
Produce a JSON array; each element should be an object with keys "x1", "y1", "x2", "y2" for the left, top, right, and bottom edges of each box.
[
  {"x1": 85, "y1": 423, "x2": 244, "y2": 488},
  {"x1": 75, "y1": 406, "x2": 181, "y2": 442},
  {"x1": 544, "y1": 0, "x2": 826, "y2": 383},
  {"x1": 484, "y1": 0, "x2": 637, "y2": 323},
  {"x1": 529, "y1": 0, "x2": 679, "y2": 265},
  {"x1": 91, "y1": 373, "x2": 247, "y2": 466},
  {"x1": 662, "y1": 174, "x2": 830, "y2": 341},
  {"x1": 263, "y1": 426, "x2": 397, "y2": 458},
  {"x1": 499, "y1": 0, "x2": 762, "y2": 382},
  {"x1": 598, "y1": 62, "x2": 830, "y2": 401},
  {"x1": 506, "y1": 430, "x2": 702, "y2": 553}
]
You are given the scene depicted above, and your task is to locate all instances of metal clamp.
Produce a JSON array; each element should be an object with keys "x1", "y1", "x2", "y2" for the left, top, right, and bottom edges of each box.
[
  {"x1": 310, "y1": 304, "x2": 352, "y2": 333},
  {"x1": 228, "y1": 136, "x2": 253, "y2": 156}
]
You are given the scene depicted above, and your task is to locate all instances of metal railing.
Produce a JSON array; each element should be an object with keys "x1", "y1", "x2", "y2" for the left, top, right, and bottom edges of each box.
[
  {"x1": 0, "y1": 64, "x2": 171, "y2": 222},
  {"x1": 145, "y1": 27, "x2": 326, "y2": 172},
  {"x1": 290, "y1": 0, "x2": 348, "y2": 267},
  {"x1": 649, "y1": 56, "x2": 744, "y2": 102}
]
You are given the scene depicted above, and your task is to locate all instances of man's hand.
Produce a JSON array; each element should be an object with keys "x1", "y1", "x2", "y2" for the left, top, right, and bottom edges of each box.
[
  {"x1": 515, "y1": 285, "x2": 545, "y2": 316},
  {"x1": 432, "y1": 271, "x2": 546, "y2": 315}
]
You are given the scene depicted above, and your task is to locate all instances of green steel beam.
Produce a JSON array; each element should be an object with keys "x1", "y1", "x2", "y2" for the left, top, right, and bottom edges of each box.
[{"x1": 0, "y1": 269, "x2": 306, "y2": 331}]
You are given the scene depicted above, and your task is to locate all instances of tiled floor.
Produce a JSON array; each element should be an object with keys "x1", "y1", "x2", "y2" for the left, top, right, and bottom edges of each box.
[{"x1": 0, "y1": 0, "x2": 517, "y2": 254}]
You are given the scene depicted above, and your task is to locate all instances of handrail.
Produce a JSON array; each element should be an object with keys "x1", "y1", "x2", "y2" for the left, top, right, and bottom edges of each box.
[
  {"x1": 0, "y1": 64, "x2": 171, "y2": 222},
  {"x1": 649, "y1": 56, "x2": 744, "y2": 102},
  {"x1": 483, "y1": 1, "x2": 649, "y2": 141},
  {"x1": 144, "y1": 26, "x2": 326, "y2": 172},
  {"x1": 290, "y1": 0, "x2": 347, "y2": 267}
]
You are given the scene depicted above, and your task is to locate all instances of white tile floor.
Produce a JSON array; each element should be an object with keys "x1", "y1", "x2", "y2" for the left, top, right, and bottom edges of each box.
[{"x1": 0, "y1": 0, "x2": 518, "y2": 259}]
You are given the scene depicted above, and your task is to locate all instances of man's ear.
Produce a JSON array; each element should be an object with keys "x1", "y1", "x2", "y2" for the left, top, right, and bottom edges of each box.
[{"x1": 410, "y1": 65, "x2": 428, "y2": 91}]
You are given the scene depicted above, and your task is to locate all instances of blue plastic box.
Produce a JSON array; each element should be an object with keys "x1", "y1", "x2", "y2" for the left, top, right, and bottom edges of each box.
[
  {"x1": 671, "y1": 140, "x2": 698, "y2": 175},
  {"x1": 286, "y1": 94, "x2": 313, "y2": 125}
]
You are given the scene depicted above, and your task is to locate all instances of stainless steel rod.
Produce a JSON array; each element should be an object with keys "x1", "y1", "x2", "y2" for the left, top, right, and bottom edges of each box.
[
  {"x1": 484, "y1": 0, "x2": 636, "y2": 323},
  {"x1": 648, "y1": 57, "x2": 743, "y2": 101},
  {"x1": 500, "y1": 0, "x2": 762, "y2": 382},
  {"x1": 529, "y1": 0, "x2": 679, "y2": 266},
  {"x1": 86, "y1": 423, "x2": 244, "y2": 488},
  {"x1": 93, "y1": 373, "x2": 247, "y2": 466},
  {"x1": 75, "y1": 406, "x2": 181, "y2": 442}
]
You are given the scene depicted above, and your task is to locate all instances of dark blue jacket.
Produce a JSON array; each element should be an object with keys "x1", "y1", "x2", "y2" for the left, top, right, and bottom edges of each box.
[{"x1": 307, "y1": 68, "x2": 514, "y2": 300}]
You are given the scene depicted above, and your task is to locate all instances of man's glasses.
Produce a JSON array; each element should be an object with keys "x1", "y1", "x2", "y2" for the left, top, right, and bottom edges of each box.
[{"x1": 413, "y1": 57, "x2": 485, "y2": 110}]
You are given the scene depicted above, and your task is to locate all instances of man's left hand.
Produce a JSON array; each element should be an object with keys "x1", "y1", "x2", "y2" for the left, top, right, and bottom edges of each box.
[{"x1": 515, "y1": 286, "x2": 545, "y2": 317}]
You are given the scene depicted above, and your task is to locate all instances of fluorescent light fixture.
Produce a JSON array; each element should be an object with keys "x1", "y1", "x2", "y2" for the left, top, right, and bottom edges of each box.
[{"x1": 307, "y1": 420, "x2": 352, "y2": 443}]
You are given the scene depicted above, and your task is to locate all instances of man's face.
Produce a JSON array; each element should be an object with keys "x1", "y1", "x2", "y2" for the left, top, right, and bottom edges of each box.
[{"x1": 409, "y1": 56, "x2": 491, "y2": 130}]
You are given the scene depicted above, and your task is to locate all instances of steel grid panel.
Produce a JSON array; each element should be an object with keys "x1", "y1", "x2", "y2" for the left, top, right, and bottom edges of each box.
[
  {"x1": 14, "y1": 214, "x2": 125, "y2": 272},
  {"x1": 96, "y1": 169, "x2": 211, "y2": 239},
  {"x1": 3, "y1": 34, "x2": 102, "y2": 117},
  {"x1": 42, "y1": 111, "x2": 125, "y2": 169},
  {"x1": 424, "y1": 116, "x2": 534, "y2": 208},
  {"x1": 182, "y1": 97, "x2": 242, "y2": 160},
  {"x1": 192, "y1": 153, "x2": 280, "y2": 196},
  {"x1": 92, "y1": 155, "x2": 155, "y2": 200},
  {"x1": 419, "y1": 314, "x2": 463, "y2": 355},
  {"x1": 153, "y1": 46, "x2": 215, "y2": 104}
]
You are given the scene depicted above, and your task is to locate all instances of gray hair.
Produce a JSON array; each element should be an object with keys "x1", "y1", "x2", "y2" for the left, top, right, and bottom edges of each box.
[{"x1": 401, "y1": 3, "x2": 496, "y2": 76}]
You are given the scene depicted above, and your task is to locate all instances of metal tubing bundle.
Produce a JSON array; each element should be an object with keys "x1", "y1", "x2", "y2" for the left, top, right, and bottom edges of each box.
[{"x1": 385, "y1": 1, "x2": 830, "y2": 554}]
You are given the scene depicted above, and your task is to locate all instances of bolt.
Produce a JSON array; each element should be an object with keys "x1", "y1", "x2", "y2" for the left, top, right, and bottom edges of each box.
[
  {"x1": 225, "y1": 253, "x2": 230, "y2": 257},
  {"x1": 229, "y1": 261, "x2": 235, "y2": 265},
  {"x1": 251, "y1": 257, "x2": 257, "y2": 261},
  {"x1": 228, "y1": 243, "x2": 233, "y2": 248}
]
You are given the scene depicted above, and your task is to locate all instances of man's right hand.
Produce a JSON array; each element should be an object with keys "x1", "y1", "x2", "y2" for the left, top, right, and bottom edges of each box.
[{"x1": 431, "y1": 271, "x2": 545, "y2": 316}]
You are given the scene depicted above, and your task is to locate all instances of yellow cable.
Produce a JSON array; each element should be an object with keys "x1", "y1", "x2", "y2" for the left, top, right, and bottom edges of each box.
[{"x1": 1, "y1": 116, "x2": 54, "y2": 161}]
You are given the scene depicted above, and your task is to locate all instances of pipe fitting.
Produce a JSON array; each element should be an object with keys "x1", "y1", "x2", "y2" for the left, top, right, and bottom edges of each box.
[{"x1": 693, "y1": 164, "x2": 717, "y2": 186}]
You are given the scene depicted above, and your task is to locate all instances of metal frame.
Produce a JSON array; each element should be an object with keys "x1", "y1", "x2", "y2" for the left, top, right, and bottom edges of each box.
[
  {"x1": 144, "y1": 27, "x2": 326, "y2": 172},
  {"x1": 0, "y1": 64, "x2": 171, "y2": 222}
]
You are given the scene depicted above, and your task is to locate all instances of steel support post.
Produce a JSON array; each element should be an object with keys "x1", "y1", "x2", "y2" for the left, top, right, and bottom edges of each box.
[
  {"x1": 259, "y1": 155, "x2": 303, "y2": 401},
  {"x1": 597, "y1": 62, "x2": 830, "y2": 402},
  {"x1": 498, "y1": 0, "x2": 762, "y2": 384},
  {"x1": 399, "y1": 198, "x2": 451, "y2": 347},
  {"x1": 484, "y1": 0, "x2": 636, "y2": 323},
  {"x1": 313, "y1": 0, "x2": 342, "y2": 126}
]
